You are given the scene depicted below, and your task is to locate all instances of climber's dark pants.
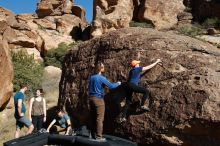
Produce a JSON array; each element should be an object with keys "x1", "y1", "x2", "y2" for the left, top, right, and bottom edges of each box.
[{"x1": 122, "y1": 82, "x2": 149, "y2": 117}]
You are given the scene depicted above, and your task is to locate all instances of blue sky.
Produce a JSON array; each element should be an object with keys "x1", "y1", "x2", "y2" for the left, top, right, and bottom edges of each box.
[{"x1": 0, "y1": 0, "x2": 93, "y2": 22}]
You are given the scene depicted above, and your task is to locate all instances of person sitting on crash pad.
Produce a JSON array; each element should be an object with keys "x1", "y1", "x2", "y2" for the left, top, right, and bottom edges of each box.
[
  {"x1": 120, "y1": 59, "x2": 162, "y2": 122},
  {"x1": 47, "y1": 108, "x2": 73, "y2": 135}
]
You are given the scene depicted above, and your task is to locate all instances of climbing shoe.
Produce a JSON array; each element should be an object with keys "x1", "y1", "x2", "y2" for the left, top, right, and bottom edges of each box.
[
  {"x1": 119, "y1": 117, "x2": 127, "y2": 123},
  {"x1": 71, "y1": 131, "x2": 76, "y2": 136},
  {"x1": 140, "y1": 105, "x2": 150, "y2": 112}
]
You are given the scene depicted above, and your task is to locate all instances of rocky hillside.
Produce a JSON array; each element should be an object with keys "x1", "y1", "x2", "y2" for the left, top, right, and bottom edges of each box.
[
  {"x1": 0, "y1": 0, "x2": 87, "y2": 59},
  {"x1": 92, "y1": 0, "x2": 220, "y2": 37},
  {"x1": 91, "y1": 0, "x2": 186, "y2": 37},
  {"x1": 59, "y1": 27, "x2": 220, "y2": 146},
  {"x1": 0, "y1": 0, "x2": 87, "y2": 111}
]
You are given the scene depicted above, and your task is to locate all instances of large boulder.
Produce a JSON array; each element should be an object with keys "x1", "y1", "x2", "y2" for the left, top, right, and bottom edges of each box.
[
  {"x1": 0, "y1": 37, "x2": 13, "y2": 111},
  {"x1": 9, "y1": 36, "x2": 35, "y2": 48},
  {"x1": 59, "y1": 27, "x2": 220, "y2": 145},
  {"x1": 55, "y1": 14, "x2": 84, "y2": 35},
  {"x1": 177, "y1": 11, "x2": 193, "y2": 26},
  {"x1": 33, "y1": 18, "x2": 57, "y2": 30},
  {"x1": 0, "y1": 7, "x2": 16, "y2": 36},
  {"x1": 0, "y1": 8, "x2": 30, "y2": 31},
  {"x1": 36, "y1": 0, "x2": 73, "y2": 18},
  {"x1": 137, "y1": 0, "x2": 185, "y2": 29},
  {"x1": 36, "y1": 29, "x2": 73, "y2": 51},
  {"x1": 0, "y1": 7, "x2": 16, "y2": 23},
  {"x1": 72, "y1": 5, "x2": 86, "y2": 22},
  {"x1": 0, "y1": 8, "x2": 14, "y2": 111},
  {"x1": 16, "y1": 14, "x2": 39, "y2": 30},
  {"x1": 2, "y1": 26, "x2": 17, "y2": 42},
  {"x1": 91, "y1": 0, "x2": 134, "y2": 37},
  {"x1": 31, "y1": 14, "x2": 87, "y2": 51},
  {"x1": 42, "y1": 66, "x2": 61, "y2": 108}
]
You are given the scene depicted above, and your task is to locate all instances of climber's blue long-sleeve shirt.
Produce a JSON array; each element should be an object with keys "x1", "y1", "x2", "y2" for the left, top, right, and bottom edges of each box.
[{"x1": 89, "y1": 74, "x2": 119, "y2": 98}]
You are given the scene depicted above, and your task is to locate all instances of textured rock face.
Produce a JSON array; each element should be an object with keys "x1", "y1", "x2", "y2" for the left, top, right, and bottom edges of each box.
[
  {"x1": 36, "y1": 0, "x2": 73, "y2": 18},
  {"x1": 177, "y1": 11, "x2": 193, "y2": 26},
  {"x1": 59, "y1": 27, "x2": 220, "y2": 145},
  {"x1": 137, "y1": 0, "x2": 185, "y2": 29},
  {"x1": 72, "y1": 5, "x2": 86, "y2": 23},
  {"x1": 91, "y1": 0, "x2": 133, "y2": 37},
  {"x1": 0, "y1": 8, "x2": 14, "y2": 111},
  {"x1": 191, "y1": 0, "x2": 220, "y2": 20},
  {"x1": 0, "y1": 38, "x2": 13, "y2": 111}
]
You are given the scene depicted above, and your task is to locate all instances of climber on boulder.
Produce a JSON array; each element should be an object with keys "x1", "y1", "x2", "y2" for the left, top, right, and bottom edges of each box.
[{"x1": 120, "y1": 59, "x2": 162, "y2": 122}]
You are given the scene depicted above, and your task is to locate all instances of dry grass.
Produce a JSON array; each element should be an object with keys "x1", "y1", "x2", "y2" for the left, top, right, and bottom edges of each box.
[{"x1": 0, "y1": 112, "x2": 15, "y2": 146}]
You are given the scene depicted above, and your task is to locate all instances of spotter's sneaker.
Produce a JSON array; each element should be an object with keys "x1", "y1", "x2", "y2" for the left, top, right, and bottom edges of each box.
[
  {"x1": 119, "y1": 117, "x2": 127, "y2": 123},
  {"x1": 93, "y1": 137, "x2": 106, "y2": 142}
]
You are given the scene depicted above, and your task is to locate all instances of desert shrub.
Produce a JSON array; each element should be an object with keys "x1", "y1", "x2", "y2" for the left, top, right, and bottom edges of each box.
[
  {"x1": 12, "y1": 49, "x2": 44, "y2": 92},
  {"x1": 129, "y1": 21, "x2": 154, "y2": 28},
  {"x1": 44, "y1": 42, "x2": 68, "y2": 68},
  {"x1": 44, "y1": 42, "x2": 80, "y2": 68},
  {"x1": 177, "y1": 25, "x2": 204, "y2": 37},
  {"x1": 202, "y1": 17, "x2": 220, "y2": 29}
]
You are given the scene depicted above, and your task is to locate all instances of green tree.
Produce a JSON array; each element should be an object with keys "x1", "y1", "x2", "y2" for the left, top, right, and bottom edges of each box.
[
  {"x1": 44, "y1": 42, "x2": 80, "y2": 68},
  {"x1": 12, "y1": 49, "x2": 44, "y2": 92}
]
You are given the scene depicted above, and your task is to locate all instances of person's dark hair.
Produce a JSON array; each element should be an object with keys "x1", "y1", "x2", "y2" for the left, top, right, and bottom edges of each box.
[
  {"x1": 36, "y1": 88, "x2": 44, "y2": 94},
  {"x1": 20, "y1": 83, "x2": 28, "y2": 89},
  {"x1": 35, "y1": 88, "x2": 44, "y2": 97},
  {"x1": 56, "y1": 107, "x2": 64, "y2": 114},
  {"x1": 95, "y1": 62, "x2": 104, "y2": 73}
]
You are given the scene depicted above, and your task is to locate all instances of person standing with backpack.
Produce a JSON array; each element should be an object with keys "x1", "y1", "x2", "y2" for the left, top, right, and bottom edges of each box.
[{"x1": 29, "y1": 88, "x2": 46, "y2": 133}]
